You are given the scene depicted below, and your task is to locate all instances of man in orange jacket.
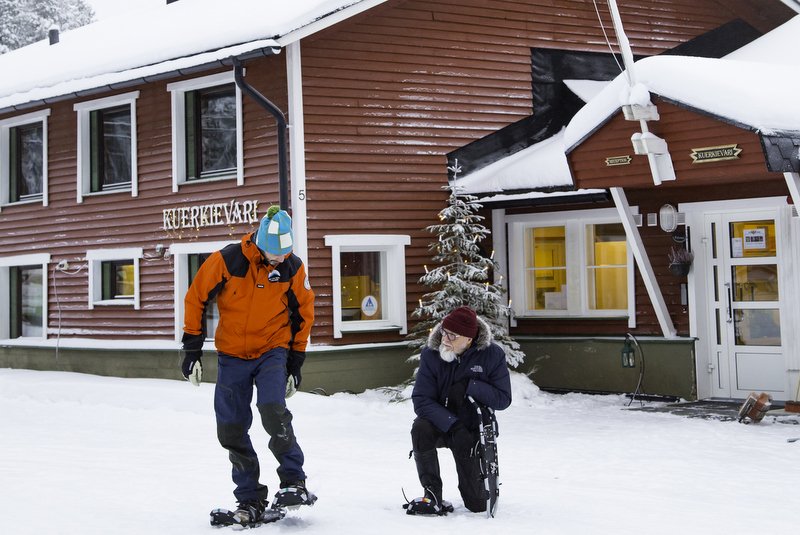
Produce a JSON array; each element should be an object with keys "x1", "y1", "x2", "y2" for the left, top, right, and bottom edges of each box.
[{"x1": 181, "y1": 205, "x2": 315, "y2": 524}]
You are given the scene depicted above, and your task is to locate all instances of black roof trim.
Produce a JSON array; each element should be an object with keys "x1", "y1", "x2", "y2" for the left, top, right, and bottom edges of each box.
[{"x1": 760, "y1": 132, "x2": 800, "y2": 173}]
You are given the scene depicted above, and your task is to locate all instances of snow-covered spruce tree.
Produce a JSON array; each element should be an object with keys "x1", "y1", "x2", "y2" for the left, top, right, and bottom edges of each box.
[
  {"x1": 0, "y1": 0, "x2": 94, "y2": 54},
  {"x1": 408, "y1": 164, "x2": 524, "y2": 369}
]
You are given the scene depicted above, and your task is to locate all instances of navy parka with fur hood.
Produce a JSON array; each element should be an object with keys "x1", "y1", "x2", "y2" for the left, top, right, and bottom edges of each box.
[{"x1": 412, "y1": 316, "x2": 512, "y2": 433}]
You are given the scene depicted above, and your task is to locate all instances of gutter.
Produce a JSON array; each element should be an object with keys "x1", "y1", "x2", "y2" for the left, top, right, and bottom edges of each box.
[
  {"x1": 0, "y1": 45, "x2": 281, "y2": 116},
  {"x1": 232, "y1": 58, "x2": 289, "y2": 211}
]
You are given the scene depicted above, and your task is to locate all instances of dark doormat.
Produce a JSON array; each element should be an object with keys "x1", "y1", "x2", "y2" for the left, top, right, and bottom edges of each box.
[{"x1": 630, "y1": 400, "x2": 800, "y2": 424}]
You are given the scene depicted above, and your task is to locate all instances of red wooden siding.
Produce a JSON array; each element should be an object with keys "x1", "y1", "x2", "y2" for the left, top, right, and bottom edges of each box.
[
  {"x1": 300, "y1": 0, "x2": 791, "y2": 342},
  {"x1": 0, "y1": 0, "x2": 792, "y2": 343},
  {"x1": 569, "y1": 100, "x2": 775, "y2": 190}
]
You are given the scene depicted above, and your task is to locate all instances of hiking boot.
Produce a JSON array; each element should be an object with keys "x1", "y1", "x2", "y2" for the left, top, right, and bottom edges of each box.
[
  {"x1": 272, "y1": 480, "x2": 317, "y2": 509},
  {"x1": 403, "y1": 487, "x2": 454, "y2": 516},
  {"x1": 232, "y1": 498, "x2": 268, "y2": 525}
]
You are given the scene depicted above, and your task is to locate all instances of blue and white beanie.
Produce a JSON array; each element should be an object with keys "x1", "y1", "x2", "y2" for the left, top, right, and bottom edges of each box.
[{"x1": 255, "y1": 205, "x2": 293, "y2": 256}]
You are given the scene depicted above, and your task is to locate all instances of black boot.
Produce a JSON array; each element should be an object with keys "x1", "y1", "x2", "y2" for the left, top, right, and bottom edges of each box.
[{"x1": 404, "y1": 450, "x2": 453, "y2": 516}]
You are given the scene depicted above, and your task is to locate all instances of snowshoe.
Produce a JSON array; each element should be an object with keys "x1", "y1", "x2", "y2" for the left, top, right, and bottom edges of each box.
[
  {"x1": 271, "y1": 480, "x2": 317, "y2": 510},
  {"x1": 403, "y1": 489, "x2": 454, "y2": 516},
  {"x1": 210, "y1": 500, "x2": 284, "y2": 529},
  {"x1": 468, "y1": 396, "x2": 501, "y2": 518}
]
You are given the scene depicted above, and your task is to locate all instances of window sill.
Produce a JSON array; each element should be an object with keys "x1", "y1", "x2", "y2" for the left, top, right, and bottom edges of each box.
[
  {"x1": 2, "y1": 197, "x2": 43, "y2": 207},
  {"x1": 179, "y1": 174, "x2": 238, "y2": 187},
  {"x1": 83, "y1": 188, "x2": 132, "y2": 198},
  {"x1": 92, "y1": 299, "x2": 135, "y2": 307},
  {"x1": 516, "y1": 312, "x2": 629, "y2": 320},
  {"x1": 339, "y1": 321, "x2": 403, "y2": 333}
]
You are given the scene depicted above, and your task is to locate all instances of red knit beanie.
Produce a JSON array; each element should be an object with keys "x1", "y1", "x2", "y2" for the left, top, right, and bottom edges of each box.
[{"x1": 442, "y1": 306, "x2": 478, "y2": 339}]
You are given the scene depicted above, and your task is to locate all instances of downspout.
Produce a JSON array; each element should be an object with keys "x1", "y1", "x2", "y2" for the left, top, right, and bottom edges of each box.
[{"x1": 232, "y1": 58, "x2": 289, "y2": 211}]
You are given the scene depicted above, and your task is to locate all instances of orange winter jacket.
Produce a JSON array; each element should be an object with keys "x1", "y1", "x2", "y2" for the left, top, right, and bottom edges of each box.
[{"x1": 182, "y1": 233, "x2": 314, "y2": 359}]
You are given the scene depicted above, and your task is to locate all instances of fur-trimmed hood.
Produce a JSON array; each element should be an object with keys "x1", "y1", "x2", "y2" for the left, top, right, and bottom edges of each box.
[{"x1": 426, "y1": 314, "x2": 494, "y2": 351}]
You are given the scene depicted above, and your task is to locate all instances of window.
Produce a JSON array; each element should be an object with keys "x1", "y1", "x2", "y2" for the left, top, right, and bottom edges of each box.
[
  {"x1": 170, "y1": 241, "x2": 235, "y2": 341},
  {"x1": 101, "y1": 260, "x2": 134, "y2": 300},
  {"x1": 509, "y1": 209, "x2": 633, "y2": 318},
  {"x1": 0, "y1": 253, "x2": 49, "y2": 340},
  {"x1": 324, "y1": 235, "x2": 410, "y2": 339},
  {"x1": 86, "y1": 248, "x2": 143, "y2": 309},
  {"x1": 168, "y1": 72, "x2": 244, "y2": 191},
  {"x1": 0, "y1": 109, "x2": 50, "y2": 209},
  {"x1": 74, "y1": 92, "x2": 139, "y2": 202},
  {"x1": 187, "y1": 253, "x2": 219, "y2": 339}
]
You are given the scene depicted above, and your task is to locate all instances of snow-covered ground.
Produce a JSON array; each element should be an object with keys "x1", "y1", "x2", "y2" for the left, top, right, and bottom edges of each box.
[{"x1": 1, "y1": 368, "x2": 797, "y2": 534}]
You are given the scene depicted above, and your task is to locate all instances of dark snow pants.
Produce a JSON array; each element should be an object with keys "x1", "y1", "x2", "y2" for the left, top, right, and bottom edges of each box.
[
  {"x1": 215, "y1": 348, "x2": 305, "y2": 502},
  {"x1": 411, "y1": 416, "x2": 486, "y2": 512}
]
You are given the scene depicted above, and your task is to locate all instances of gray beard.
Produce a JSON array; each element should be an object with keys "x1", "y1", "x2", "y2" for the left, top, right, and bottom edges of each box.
[{"x1": 438, "y1": 343, "x2": 458, "y2": 363}]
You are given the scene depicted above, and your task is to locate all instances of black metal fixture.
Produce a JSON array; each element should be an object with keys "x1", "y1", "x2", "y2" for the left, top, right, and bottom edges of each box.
[
  {"x1": 621, "y1": 336, "x2": 636, "y2": 368},
  {"x1": 621, "y1": 333, "x2": 646, "y2": 406}
]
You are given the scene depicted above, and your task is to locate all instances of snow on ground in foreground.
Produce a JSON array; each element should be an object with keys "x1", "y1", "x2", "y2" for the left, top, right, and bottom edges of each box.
[{"x1": 1, "y1": 369, "x2": 797, "y2": 534}]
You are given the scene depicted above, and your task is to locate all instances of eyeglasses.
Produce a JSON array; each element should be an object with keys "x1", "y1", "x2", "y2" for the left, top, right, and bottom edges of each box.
[{"x1": 442, "y1": 329, "x2": 461, "y2": 342}]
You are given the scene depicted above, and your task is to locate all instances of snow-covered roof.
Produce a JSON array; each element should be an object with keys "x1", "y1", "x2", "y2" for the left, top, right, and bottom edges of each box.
[
  {"x1": 565, "y1": 15, "x2": 800, "y2": 151},
  {"x1": 457, "y1": 15, "x2": 800, "y2": 199},
  {"x1": 454, "y1": 130, "x2": 574, "y2": 195},
  {"x1": 0, "y1": 0, "x2": 384, "y2": 113}
]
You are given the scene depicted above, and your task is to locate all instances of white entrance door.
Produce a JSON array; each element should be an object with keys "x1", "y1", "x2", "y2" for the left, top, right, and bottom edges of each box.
[{"x1": 703, "y1": 210, "x2": 787, "y2": 399}]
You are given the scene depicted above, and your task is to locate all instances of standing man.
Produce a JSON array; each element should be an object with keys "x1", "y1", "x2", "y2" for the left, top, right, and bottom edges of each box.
[
  {"x1": 407, "y1": 306, "x2": 511, "y2": 515},
  {"x1": 181, "y1": 205, "x2": 315, "y2": 524}
]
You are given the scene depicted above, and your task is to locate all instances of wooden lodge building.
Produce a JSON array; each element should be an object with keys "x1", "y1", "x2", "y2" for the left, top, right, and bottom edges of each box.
[{"x1": 1, "y1": 0, "x2": 798, "y2": 400}]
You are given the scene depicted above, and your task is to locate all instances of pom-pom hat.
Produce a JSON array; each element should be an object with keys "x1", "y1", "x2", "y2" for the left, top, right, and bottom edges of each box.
[
  {"x1": 256, "y1": 205, "x2": 293, "y2": 255},
  {"x1": 442, "y1": 306, "x2": 478, "y2": 339}
]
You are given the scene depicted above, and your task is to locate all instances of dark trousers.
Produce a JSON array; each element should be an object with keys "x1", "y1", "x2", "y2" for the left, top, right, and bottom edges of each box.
[
  {"x1": 411, "y1": 417, "x2": 486, "y2": 512},
  {"x1": 215, "y1": 348, "x2": 305, "y2": 502}
]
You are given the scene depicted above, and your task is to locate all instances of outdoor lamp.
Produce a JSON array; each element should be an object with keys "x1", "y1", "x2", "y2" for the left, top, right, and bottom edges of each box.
[{"x1": 621, "y1": 337, "x2": 635, "y2": 368}]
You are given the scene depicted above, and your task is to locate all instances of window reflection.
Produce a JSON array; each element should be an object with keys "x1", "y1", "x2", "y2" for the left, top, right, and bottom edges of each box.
[{"x1": 734, "y1": 309, "x2": 781, "y2": 346}]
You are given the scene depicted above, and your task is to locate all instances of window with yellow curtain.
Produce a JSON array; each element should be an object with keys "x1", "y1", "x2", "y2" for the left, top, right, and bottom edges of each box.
[
  {"x1": 511, "y1": 210, "x2": 632, "y2": 318},
  {"x1": 524, "y1": 226, "x2": 567, "y2": 310},
  {"x1": 586, "y1": 223, "x2": 627, "y2": 310}
]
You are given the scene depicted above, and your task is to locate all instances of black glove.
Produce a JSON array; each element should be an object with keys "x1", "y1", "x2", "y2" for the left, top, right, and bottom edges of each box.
[
  {"x1": 446, "y1": 380, "x2": 468, "y2": 408},
  {"x1": 287, "y1": 350, "x2": 305, "y2": 389},
  {"x1": 447, "y1": 421, "x2": 476, "y2": 457},
  {"x1": 181, "y1": 350, "x2": 202, "y2": 386}
]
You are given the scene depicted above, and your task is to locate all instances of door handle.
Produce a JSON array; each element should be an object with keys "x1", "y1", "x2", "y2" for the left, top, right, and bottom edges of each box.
[{"x1": 726, "y1": 285, "x2": 733, "y2": 323}]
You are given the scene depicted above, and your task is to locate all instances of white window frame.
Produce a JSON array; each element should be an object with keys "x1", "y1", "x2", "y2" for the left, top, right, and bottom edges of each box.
[
  {"x1": 324, "y1": 234, "x2": 410, "y2": 339},
  {"x1": 507, "y1": 207, "x2": 635, "y2": 319},
  {"x1": 0, "y1": 253, "x2": 50, "y2": 340},
  {"x1": 167, "y1": 72, "x2": 244, "y2": 192},
  {"x1": 86, "y1": 248, "x2": 143, "y2": 309},
  {"x1": 170, "y1": 240, "x2": 236, "y2": 342},
  {"x1": 0, "y1": 109, "x2": 51, "y2": 211},
  {"x1": 73, "y1": 91, "x2": 140, "y2": 203}
]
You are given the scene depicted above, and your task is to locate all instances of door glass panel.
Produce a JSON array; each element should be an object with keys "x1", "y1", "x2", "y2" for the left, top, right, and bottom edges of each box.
[
  {"x1": 734, "y1": 309, "x2": 781, "y2": 346},
  {"x1": 729, "y1": 220, "x2": 776, "y2": 258},
  {"x1": 710, "y1": 222, "x2": 717, "y2": 259},
  {"x1": 732, "y1": 265, "x2": 778, "y2": 302},
  {"x1": 713, "y1": 265, "x2": 718, "y2": 302},
  {"x1": 714, "y1": 309, "x2": 721, "y2": 345}
]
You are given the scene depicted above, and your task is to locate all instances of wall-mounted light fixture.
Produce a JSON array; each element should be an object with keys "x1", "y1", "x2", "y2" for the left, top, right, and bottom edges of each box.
[{"x1": 658, "y1": 203, "x2": 677, "y2": 233}]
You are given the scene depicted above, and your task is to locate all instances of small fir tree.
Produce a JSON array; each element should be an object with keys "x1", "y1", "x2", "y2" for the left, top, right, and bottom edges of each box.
[{"x1": 408, "y1": 161, "x2": 525, "y2": 368}]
